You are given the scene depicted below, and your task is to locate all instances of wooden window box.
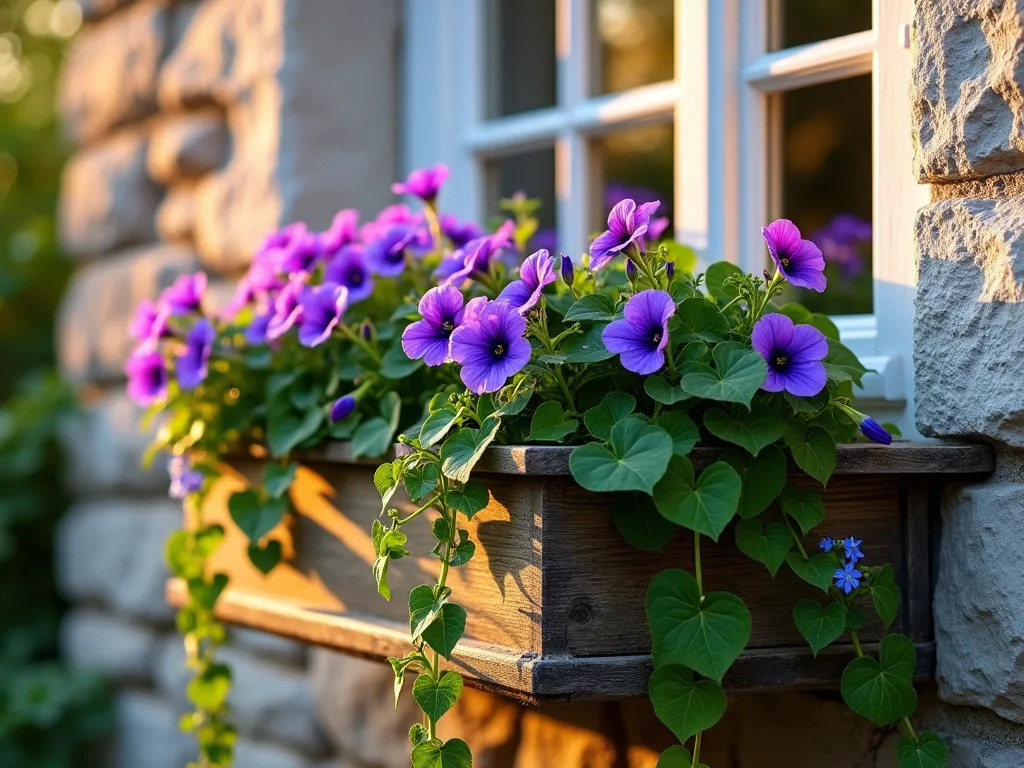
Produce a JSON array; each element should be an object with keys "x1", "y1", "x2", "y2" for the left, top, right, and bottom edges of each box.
[{"x1": 167, "y1": 442, "x2": 992, "y2": 703}]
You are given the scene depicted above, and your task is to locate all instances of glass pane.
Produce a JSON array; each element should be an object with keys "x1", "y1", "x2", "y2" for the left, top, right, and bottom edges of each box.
[
  {"x1": 593, "y1": 0, "x2": 674, "y2": 95},
  {"x1": 593, "y1": 122, "x2": 674, "y2": 240},
  {"x1": 486, "y1": 0, "x2": 556, "y2": 117},
  {"x1": 774, "y1": 75, "x2": 872, "y2": 315},
  {"x1": 487, "y1": 147, "x2": 557, "y2": 252},
  {"x1": 768, "y1": 0, "x2": 872, "y2": 51}
]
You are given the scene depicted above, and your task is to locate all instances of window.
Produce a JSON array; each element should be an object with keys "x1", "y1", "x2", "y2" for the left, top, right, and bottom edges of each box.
[{"x1": 403, "y1": 0, "x2": 925, "y2": 432}]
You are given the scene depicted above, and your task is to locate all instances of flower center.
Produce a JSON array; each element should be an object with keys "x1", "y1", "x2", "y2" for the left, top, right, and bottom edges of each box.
[
  {"x1": 774, "y1": 354, "x2": 789, "y2": 370},
  {"x1": 651, "y1": 332, "x2": 662, "y2": 346},
  {"x1": 442, "y1": 319, "x2": 455, "y2": 333},
  {"x1": 349, "y1": 269, "x2": 364, "y2": 285},
  {"x1": 780, "y1": 256, "x2": 791, "y2": 268},
  {"x1": 493, "y1": 343, "x2": 506, "y2": 357}
]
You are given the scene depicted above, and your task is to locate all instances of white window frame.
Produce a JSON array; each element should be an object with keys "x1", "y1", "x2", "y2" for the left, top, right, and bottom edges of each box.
[{"x1": 403, "y1": 0, "x2": 926, "y2": 433}]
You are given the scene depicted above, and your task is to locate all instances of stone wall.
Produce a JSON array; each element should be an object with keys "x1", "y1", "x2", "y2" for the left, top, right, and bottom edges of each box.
[
  {"x1": 912, "y1": 1, "x2": 1024, "y2": 766},
  {"x1": 54, "y1": 1, "x2": 399, "y2": 766}
]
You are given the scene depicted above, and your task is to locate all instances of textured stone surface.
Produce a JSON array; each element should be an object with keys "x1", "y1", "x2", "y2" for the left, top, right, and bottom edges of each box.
[
  {"x1": 56, "y1": 499, "x2": 180, "y2": 623},
  {"x1": 917, "y1": 691, "x2": 1024, "y2": 768},
  {"x1": 77, "y1": 0, "x2": 140, "y2": 23},
  {"x1": 59, "y1": 0, "x2": 168, "y2": 145},
  {"x1": 912, "y1": 0, "x2": 1024, "y2": 181},
  {"x1": 114, "y1": 691, "x2": 195, "y2": 768},
  {"x1": 147, "y1": 110, "x2": 228, "y2": 184},
  {"x1": 58, "y1": 129, "x2": 161, "y2": 258},
  {"x1": 60, "y1": 609, "x2": 160, "y2": 683},
  {"x1": 57, "y1": 244, "x2": 198, "y2": 384},
  {"x1": 61, "y1": 389, "x2": 167, "y2": 495},
  {"x1": 155, "y1": 183, "x2": 197, "y2": 243},
  {"x1": 233, "y1": 739, "x2": 317, "y2": 768},
  {"x1": 230, "y1": 626, "x2": 307, "y2": 666},
  {"x1": 914, "y1": 198, "x2": 1024, "y2": 445}
]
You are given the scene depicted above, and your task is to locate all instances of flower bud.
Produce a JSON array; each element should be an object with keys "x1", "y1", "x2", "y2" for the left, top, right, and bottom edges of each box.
[
  {"x1": 330, "y1": 394, "x2": 357, "y2": 423},
  {"x1": 763, "y1": 269, "x2": 772, "y2": 283},
  {"x1": 665, "y1": 261, "x2": 675, "y2": 281},
  {"x1": 859, "y1": 416, "x2": 892, "y2": 445},
  {"x1": 625, "y1": 258, "x2": 637, "y2": 283},
  {"x1": 360, "y1": 320, "x2": 373, "y2": 341},
  {"x1": 559, "y1": 253, "x2": 574, "y2": 287}
]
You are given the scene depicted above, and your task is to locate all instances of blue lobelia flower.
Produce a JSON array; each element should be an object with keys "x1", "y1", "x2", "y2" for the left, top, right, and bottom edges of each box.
[
  {"x1": 819, "y1": 537, "x2": 835, "y2": 553},
  {"x1": 834, "y1": 563, "x2": 863, "y2": 594},
  {"x1": 843, "y1": 537, "x2": 864, "y2": 563}
]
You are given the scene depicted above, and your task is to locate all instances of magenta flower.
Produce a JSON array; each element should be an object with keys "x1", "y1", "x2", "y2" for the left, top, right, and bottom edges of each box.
[
  {"x1": 751, "y1": 313, "x2": 828, "y2": 396},
  {"x1": 266, "y1": 272, "x2": 308, "y2": 341},
  {"x1": 168, "y1": 455, "x2": 204, "y2": 499},
  {"x1": 602, "y1": 290, "x2": 675, "y2": 375},
  {"x1": 435, "y1": 220, "x2": 515, "y2": 285},
  {"x1": 391, "y1": 163, "x2": 450, "y2": 202},
  {"x1": 449, "y1": 300, "x2": 532, "y2": 394},
  {"x1": 176, "y1": 318, "x2": 216, "y2": 390},
  {"x1": 297, "y1": 282, "x2": 348, "y2": 348},
  {"x1": 125, "y1": 347, "x2": 168, "y2": 405},
  {"x1": 161, "y1": 272, "x2": 206, "y2": 315},
  {"x1": 589, "y1": 199, "x2": 661, "y2": 271},
  {"x1": 129, "y1": 299, "x2": 168, "y2": 344},
  {"x1": 496, "y1": 249, "x2": 556, "y2": 314},
  {"x1": 440, "y1": 214, "x2": 483, "y2": 250},
  {"x1": 365, "y1": 224, "x2": 425, "y2": 277},
  {"x1": 358, "y1": 203, "x2": 420, "y2": 243},
  {"x1": 277, "y1": 224, "x2": 321, "y2": 275},
  {"x1": 324, "y1": 244, "x2": 374, "y2": 303},
  {"x1": 320, "y1": 209, "x2": 360, "y2": 253},
  {"x1": 402, "y1": 285, "x2": 467, "y2": 366},
  {"x1": 761, "y1": 219, "x2": 827, "y2": 292}
]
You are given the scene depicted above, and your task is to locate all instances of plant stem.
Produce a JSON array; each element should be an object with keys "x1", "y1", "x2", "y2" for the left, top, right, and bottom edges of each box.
[
  {"x1": 850, "y1": 629, "x2": 864, "y2": 658},
  {"x1": 782, "y1": 514, "x2": 809, "y2": 559},
  {"x1": 690, "y1": 732, "x2": 702, "y2": 768},
  {"x1": 694, "y1": 530, "x2": 704, "y2": 598},
  {"x1": 395, "y1": 495, "x2": 439, "y2": 525},
  {"x1": 553, "y1": 367, "x2": 577, "y2": 413}
]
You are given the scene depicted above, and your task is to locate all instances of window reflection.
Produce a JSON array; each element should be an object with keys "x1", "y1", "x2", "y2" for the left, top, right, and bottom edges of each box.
[
  {"x1": 486, "y1": 147, "x2": 557, "y2": 251},
  {"x1": 486, "y1": 0, "x2": 557, "y2": 117},
  {"x1": 593, "y1": 0, "x2": 674, "y2": 94},
  {"x1": 768, "y1": 0, "x2": 872, "y2": 51}
]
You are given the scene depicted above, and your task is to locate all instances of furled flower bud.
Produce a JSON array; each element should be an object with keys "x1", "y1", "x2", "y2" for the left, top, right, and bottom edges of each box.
[
  {"x1": 330, "y1": 394, "x2": 357, "y2": 423},
  {"x1": 360, "y1": 320, "x2": 373, "y2": 341},
  {"x1": 763, "y1": 269, "x2": 772, "y2": 283},
  {"x1": 559, "y1": 253, "x2": 574, "y2": 287},
  {"x1": 625, "y1": 258, "x2": 637, "y2": 283},
  {"x1": 665, "y1": 261, "x2": 675, "y2": 281},
  {"x1": 859, "y1": 416, "x2": 892, "y2": 445}
]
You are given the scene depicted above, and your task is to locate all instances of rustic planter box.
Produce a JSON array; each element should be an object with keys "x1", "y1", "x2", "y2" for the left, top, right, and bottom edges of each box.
[{"x1": 167, "y1": 442, "x2": 992, "y2": 703}]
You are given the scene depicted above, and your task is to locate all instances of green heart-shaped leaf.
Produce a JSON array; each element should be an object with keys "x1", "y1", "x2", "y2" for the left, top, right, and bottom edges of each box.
[
  {"x1": 735, "y1": 518, "x2": 792, "y2": 576},
  {"x1": 267, "y1": 403, "x2": 323, "y2": 458},
  {"x1": 405, "y1": 464, "x2": 440, "y2": 502},
  {"x1": 187, "y1": 573, "x2": 228, "y2": 610},
  {"x1": 352, "y1": 416, "x2": 396, "y2": 459},
  {"x1": 705, "y1": 261, "x2": 744, "y2": 301},
  {"x1": 779, "y1": 484, "x2": 825, "y2": 534},
  {"x1": 264, "y1": 462, "x2": 297, "y2": 498},
  {"x1": 564, "y1": 293, "x2": 617, "y2": 322},
  {"x1": 653, "y1": 456, "x2": 741, "y2": 541},
  {"x1": 421, "y1": 603, "x2": 467, "y2": 660},
  {"x1": 491, "y1": 376, "x2": 536, "y2": 416},
  {"x1": 440, "y1": 417, "x2": 501, "y2": 483},
  {"x1": 841, "y1": 634, "x2": 918, "y2": 725},
  {"x1": 187, "y1": 663, "x2": 231, "y2": 711},
  {"x1": 672, "y1": 297, "x2": 729, "y2": 343},
  {"x1": 527, "y1": 401, "x2": 578, "y2": 442},
  {"x1": 679, "y1": 342, "x2": 767, "y2": 407},
  {"x1": 647, "y1": 569, "x2": 751, "y2": 681},
  {"x1": 784, "y1": 423, "x2": 836, "y2": 486},
  {"x1": 869, "y1": 563, "x2": 900, "y2": 629},
  {"x1": 409, "y1": 584, "x2": 449, "y2": 641},
  {"x1": 649, "y1": 665, "x2": 727, "y2": 743},
  {"x1": 412, "y1": 671, "x2": 463, "y2": 723},
  {"x1": 583, "y1": 393, "x2": 636, "y2": 441},
  {"x1": 381, "y1": 343, "x2": 424, "y2": 379},
  {"x1": 613, "y1": 493, "x2": 676, "y2": 551},
  {"x1": 703, "y1": 403, "x2": 784, "y2": 456},
  {"x1": 247, "y1": 540, "x2": 283, "y2": 574},
  {"x1": 793, "y1": 599, "x2": 847, "y2": 656},
  {"x1": 645, "y1": 376, "x2": 691, "y2": 405},
  {"x1": 446, "y1": 480, "x2": 489, "y2": 519},
  {"x1": 786, "y1": 551, "x2": 836, "y2": 592},
  {"x1": 228, "y1": 490, "x2": 287, "y2": 542},
  {"x1": 896, "y1": 732, "x2": 948, "y2": 768},
  {"x1": 420, "y1": 408, "x2": 460, "y2": 447},
  {"x1": 657, "y1": 746, "x2": 693, "y2": 768},
  {"x1": 721, "y1": 445, "x2": 787, "y2": 518},
  {"x1": 411, "y1": 738, "x2": 473, "y2": 768},
  {"x1": 657, "y1": 411, "x2": 699, "y2": 456},
  {"x1": 562, "y1": 324, "x2": 614, "y2": 362},
  {"x1": 570, "y1": 419, "x2": 673, "y2": 494},
  {"x1": 826, "y1": 338, "x2": 868, "y2": 387}
]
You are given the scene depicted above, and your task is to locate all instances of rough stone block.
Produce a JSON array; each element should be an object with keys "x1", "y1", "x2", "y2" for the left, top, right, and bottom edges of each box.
[
  {"x1": 59, "y1": 0, "x2": 168, "y2": 145},
  {"x1": 233, "y1": 739, "x2": 317, "y2": 768},
  {"x1": 61, "y1": 388, "x2": 167, "y2": 495},
  {"x1": 156, "y1": 183, "x2": 197, "y2": 244},
  {"x1": 77, "y1": 0, "x2": 140, "y2": 23},
  {"x1": 147, "y1": 110, "x2": 228, "y2": 184},
  {"x1": 56, "y1": 499, "x2": 180, "y2": 623},
  {"x1": 912, "y1": 0, "x2": 1024, "y2": 181},
  {"x1": 60, "y1": 609, "x2": 160, "y2": 683},
  {"x1": 114, "y1": 691, "x2": 194, "y2": 768},
  {"x1": 230, "y1": 626, "x2": 307, "y2": 666},
  {"x1": 57, "y1": 244, "x2": 199, "y2": 384},
  {"x1": 58, "y1": 129, "x2": 161, "y2": 258},
  {"x1": 914, "y1": 198, "x2": 1024, "y2": 446}
]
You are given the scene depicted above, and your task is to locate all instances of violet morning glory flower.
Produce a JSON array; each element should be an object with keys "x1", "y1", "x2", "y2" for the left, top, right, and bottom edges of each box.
[
  {"x1": 324, "y1": 244, "x2": 374, "y2": 303},
  {"x1": 176, "y1": 318, "x2": 216, "y2": 390},
  {"x1": 402, "y1": 284, "x2": 467, "y2": 366},
  {"x1": 602, "y1": 289, "x2": 676, "y2": 376},
  {"x1": 440, "y1": 214, "x2": 483, "y2": 250},
  {"x1": 859, "y1": 416, "x2": 892, "y2": 445},
  {"x1": 761, "y1": 219, "x2": 827, "y2": 292},
  {"x1": 589, "y1": 198, "x2": 661, "y2": 271},
  {"x1": 320, "y1": 209, "x2": 360, "y2": 254},
  {"x1": 834, "y1": 563, "x2": 863, "y2": 595},
  {"x1": 358, "y1": 203, "x2": 420, "y2": 244},
  {"x1": 277, "y1": 224, "x2": 322, "y2": 275},
  {"x1": 161, "y1": 272, "x2": 207, "y2": 315},
  {"x1": 449, "y1": 300, "x2": 532, "y2": 394},
  {"x1": 331, "y1": 394, "x2": 357, "y2": 423},
  {"x1": 266, "y1": 272, "x2": 308, "y2": 341},
  {"x1": 365, "y1": 224, "x2": 423, "y2": 277},
  {"x1": 435, "y1": 220, "x2": 515, "y2": 285},
  {"x1": 245, "y1": 311, "x2": 273, "y2": 345},
  {"x1": 496, "y1": 249, "x2": 556, "y2": 314},
  {"x1": 820, "y1": 537, "x2": 835, "y2": 553},
  {"x1": 129, "y1": 299, "x2": 168, "y2": 344},
  {"x1": 843, "y1": 537, "x2": 864, "y2": 564},
  {"x1": 125, "y1": 347, "x2": 168, "y2": 406},
  {"x1": 751, "y1": 313, "x2": 828, "y2": 397},
  {"x1": 297, "y1": 282, "x2": 348, "y2": 348},
  {"x1": 168, "y1": 455, "x2": 204, "y2": 499},
  {"x1": 648, "y1": 216, "x2": 671, "y2": 242},
  {"x1": 391, "y1": 163, "x2": 450, "y2": 203}
]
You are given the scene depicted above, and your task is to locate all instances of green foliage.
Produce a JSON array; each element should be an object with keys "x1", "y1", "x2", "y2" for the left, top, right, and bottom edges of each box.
[
  {"x1": 648, "y1": 665, "x2": 727, "y2": 744},
  {"x1": 841, "y1": 635, "x2": 918, "y2": 726}
]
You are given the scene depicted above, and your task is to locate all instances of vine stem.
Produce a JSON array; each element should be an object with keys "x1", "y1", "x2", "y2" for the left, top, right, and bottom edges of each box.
[
  {"x1": 427, "y1": 479, "x2": 455, "y2": 743},
  {"x1": 782, "y1": 514, "x2": 809, "y2": 560},
  {"x1": 690, "y1": 732, "x2": 702, "y2": 768},
  {"x1": 553, "y1": 367, "x2": 577, "y2": 414},
  {"x1": 690, "y1": 531, "x2": 704, "y2": 768}
]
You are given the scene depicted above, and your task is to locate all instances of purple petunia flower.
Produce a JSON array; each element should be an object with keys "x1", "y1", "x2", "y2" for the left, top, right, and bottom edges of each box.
[
  {"x1": 449, "y1": 300, "x2": 532, "y2": 394},
  {"x1": 320, "y1": 209, "x2": 360, "y2": 254},
  {"x1": 589, "y1": 199, "x2": 661, "y2": 271},
  {"x1": 751, "y1": 313, "x2": 828, "y2": 397},
  {"x1": 245, "y1": 311, "x2": 273, "y2": 346},
  {"x1": 463, "y1": 296, "x2": 488, "y2": 324},
  {"x1": 439, "y1": 214, "x2": 483, "y2": 250},
  {"x1": 435, "y1": 220, "x2": 515, "y2": 285},
  {"x1": 401, "y1": 284, "x2": 467, "y2": 366},
  {"x1": 365, "y1": 224, "x2": 424, "y2": 277},
  {"x1": 168, "y1": 455, "x2": 204, "y2": 499},
  {"x1": 266, "y1": 272, "x2": 308, "y2": 341},
  {"x1": 843, "y1": 537, "x2": 864, "y2": 564},
  {"x1": 834, "y1": 563, "x2": 862, "y2": 595},
  {"x1": 358, "y1": 203, "x2": 420, "y2": 244},
  {"x1": 761, "y1": 219, "x2": 827, "y2": 292},
  {"x1": 331, "y1": 394, "x2": 357, "y2": 423},
  {"x1": 530, "y1": 228, "x2": 559, "y2": 255},
  {"x1": 130, "y1": 299, "x2": 169, "y2": 344},
  {"x1": 859, "y1": 416, "x2": 892, "y2": 445},
  {"x1": 277, "y1": 224, "x2": 322, "y2": 275},
  {"x1": 648, "y1": 216, "x2": 671, "y2": 242},
  {"x1": 125, "y1": 347, "x2": 168, "y2": 406},
  {"x1": 820, "y1": 537, "x2": 835, "y2": 553},
  {"x1": 602, "y1": 290, "x2": 676, "y2": 375},
  {"x1": 176, "y1": 318, "x2": 216, "y2": 390},
  {"x1": 161, "y1": 272, "x2": 207, "y2": 315},
  {"x1": 297, "y1": 282, "x2": 348, "y2": 348},
  {"x1": 812, "y1": 213, "x2": 871, "y2": 279},
  {"x1": 391, "y1": 163, "x2": 450, "y2": 202},
  {"x1": 324, "y1": 244, "x2": 374, "y2": 303},
  {"x1": 495, "y1": 249, "x2": 556, "y2": 314}
]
